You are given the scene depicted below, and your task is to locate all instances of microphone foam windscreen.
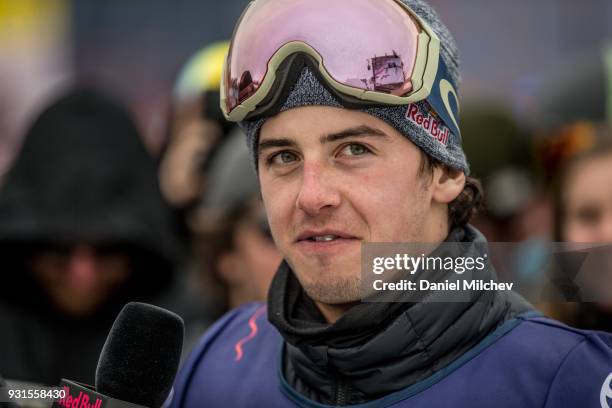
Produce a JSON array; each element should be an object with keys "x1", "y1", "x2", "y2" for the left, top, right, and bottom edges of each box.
[{"x1": 95, "y1": 302, "x2": 184, "y2": 408}]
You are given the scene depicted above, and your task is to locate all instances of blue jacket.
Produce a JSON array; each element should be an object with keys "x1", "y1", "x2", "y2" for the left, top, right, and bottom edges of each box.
[{"x1": 169, "y1": 302, "x2": 612, "y2": 407}]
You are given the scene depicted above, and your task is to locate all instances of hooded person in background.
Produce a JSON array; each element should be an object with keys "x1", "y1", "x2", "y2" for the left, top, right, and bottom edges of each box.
[
  {"x1": 170, "y1": 0, "x2": 612, "y2": 407},
  {"x1": 0, "y1": 87, "x2": 197, "y2": 385}
]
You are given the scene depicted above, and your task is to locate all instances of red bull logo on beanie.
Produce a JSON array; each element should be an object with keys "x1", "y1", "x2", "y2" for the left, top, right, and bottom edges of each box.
[{"x1": 405, "y1": 103, "x2": 450, "y2": 146}]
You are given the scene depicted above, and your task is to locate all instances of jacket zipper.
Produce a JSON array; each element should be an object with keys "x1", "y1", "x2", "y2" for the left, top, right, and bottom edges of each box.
[{"x1": 334, "y1": 371, "x2": 350, "y2": 406}]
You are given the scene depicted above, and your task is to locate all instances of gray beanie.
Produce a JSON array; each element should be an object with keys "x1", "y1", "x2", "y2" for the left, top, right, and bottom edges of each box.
[{"x1": 240, "y1": 0, "x2": 469, "y2": 174}]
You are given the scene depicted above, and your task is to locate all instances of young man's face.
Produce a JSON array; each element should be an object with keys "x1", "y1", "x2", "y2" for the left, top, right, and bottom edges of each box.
[{"x1": 258, "y1": 106, "x2": 459, "y2": 305}]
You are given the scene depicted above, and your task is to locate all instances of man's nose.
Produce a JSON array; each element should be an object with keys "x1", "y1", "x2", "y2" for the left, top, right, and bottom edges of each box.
[{"x1": 296, "y1": 162, "x2": 341, "y2": 216}]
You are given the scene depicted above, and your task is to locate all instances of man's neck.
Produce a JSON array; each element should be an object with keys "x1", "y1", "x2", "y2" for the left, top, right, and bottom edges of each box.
[{"x1": 315, "y1": 300, "x2": 359, "y2": 324}]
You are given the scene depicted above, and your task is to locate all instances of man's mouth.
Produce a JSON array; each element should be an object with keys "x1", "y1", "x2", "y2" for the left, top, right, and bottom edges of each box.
[
  {"x1": 310, "y1": 234, "x2": 341, "y2": 242},
  {"x1": 296, "y1": 230, "x2": 358, "y2": 242},
  {"x1": 295, "y1": 230, "x2": 361, "y2": 249},
  {"x1": 294, "y1": 231, "x2": 361, "y2": 254}
]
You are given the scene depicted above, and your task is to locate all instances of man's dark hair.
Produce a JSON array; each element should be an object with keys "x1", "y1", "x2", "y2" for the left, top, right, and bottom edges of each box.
[{"x1": 418, "y1": 151, "x2": 484, "y2": 228}]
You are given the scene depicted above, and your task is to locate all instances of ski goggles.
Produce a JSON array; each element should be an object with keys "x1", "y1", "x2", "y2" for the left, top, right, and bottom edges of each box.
[{"x1": 220, "y1": 0, "x2": 461, "y2": 138}]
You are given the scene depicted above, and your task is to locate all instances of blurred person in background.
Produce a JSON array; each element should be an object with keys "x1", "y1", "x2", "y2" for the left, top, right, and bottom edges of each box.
[
  {"x1": 545, "y1": 126, "x2": 612, "y2": 330},
  {"x1": 159, "y1": 41, "x2": 233, "y2": 217},
  {"x1": 461, "y1": 107, "x2": 551, "y2": 286},
  {"x1": 160, "y1": 41, "x2": 280, "y2": 315},
  {"x1": 159, "y1": 41, "x2": 280, "y2": 318},
  {"x1": 189, "y1": 129, "x2": 281, "y2": 311},
  {"x1": 534, "y1": 45, "x2": 612, "y2": 329},
  {"x1": 159, "y1": 41, "x2": 232, "y2": 318},
  {"x1": 462, "y1": 107, "x2": 549, "y2": 242},
  {"x1": 0, "y1": 87, "x2": 203, "y2": 385}
]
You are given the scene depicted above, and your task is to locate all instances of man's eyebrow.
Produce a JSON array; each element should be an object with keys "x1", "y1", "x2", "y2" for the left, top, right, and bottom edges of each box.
[
  {"x1": 258, "y1": 138, "x2": 297, "y2": 154},
  {"x1": 321, "y1": 125, "x2": 388, "y2": 143},
  {"x1": 258, "y1": 125, "x2": 387, "y2": 154}
]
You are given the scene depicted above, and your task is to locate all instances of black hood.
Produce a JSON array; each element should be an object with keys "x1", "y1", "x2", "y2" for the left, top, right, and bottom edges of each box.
[{"x1": 0, "y1": 87, "x2": 182, "y2": 314}]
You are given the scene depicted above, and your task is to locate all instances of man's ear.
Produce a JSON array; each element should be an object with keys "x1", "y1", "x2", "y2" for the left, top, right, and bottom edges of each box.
[{"x1": 431, "y1": 166, "x2": 465, "y2": 204}]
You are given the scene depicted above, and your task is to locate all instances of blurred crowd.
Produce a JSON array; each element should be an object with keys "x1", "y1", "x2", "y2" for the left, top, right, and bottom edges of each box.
[{"x1": 0, "y1": 0, "x2": 611, "y2": 387}]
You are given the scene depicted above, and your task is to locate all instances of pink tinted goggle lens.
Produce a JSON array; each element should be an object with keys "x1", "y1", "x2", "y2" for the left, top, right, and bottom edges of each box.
[{"x1": 225, "y1": 0, "x2": 421, "y2": 114}]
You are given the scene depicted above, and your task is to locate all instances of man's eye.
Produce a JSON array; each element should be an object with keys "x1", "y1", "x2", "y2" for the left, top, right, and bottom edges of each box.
[
  {"x1": 340, "y1": 143, "x2": 371, "y2": 157},
  {"x1": 269, "y1": 151, "x2": 298, "y2": 165}
]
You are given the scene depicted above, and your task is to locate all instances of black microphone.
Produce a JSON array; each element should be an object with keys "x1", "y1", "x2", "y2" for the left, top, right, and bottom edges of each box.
[{"x1": 53, "y1": 302, "x2": 184, "y2": 408}]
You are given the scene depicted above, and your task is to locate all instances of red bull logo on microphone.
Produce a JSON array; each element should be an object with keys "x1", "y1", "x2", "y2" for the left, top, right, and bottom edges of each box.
[
  {"x1": 55, "y1": 385, "x2": 104, "y2": 408},
  {"x1": 405, "y1": 103, "x2": 450, "y2": 146}
]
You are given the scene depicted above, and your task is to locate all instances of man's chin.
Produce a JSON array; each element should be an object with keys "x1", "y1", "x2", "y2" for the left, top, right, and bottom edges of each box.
[
  {"x1": 289, "y1": 246, "x2": 360, "y2": 269},
  {"x1": 296, "y1": 271, "x2": 362, "y2": 304},
  {"x1": 303, "y1": 284, "x2": 362, "y2": 305},
  {"x1": 284, "y1": 251, "x2": 363, "y2": 301}
]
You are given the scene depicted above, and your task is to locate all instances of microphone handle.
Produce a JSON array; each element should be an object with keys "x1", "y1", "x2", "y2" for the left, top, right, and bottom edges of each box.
[{"x1": 52, "y1": 379, "x2": 148, "y2": 408}]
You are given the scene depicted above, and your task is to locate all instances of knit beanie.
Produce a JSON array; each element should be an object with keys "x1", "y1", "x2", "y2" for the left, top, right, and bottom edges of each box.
[{"x1": 239, "y1": 0, "x2": 468, "y2": 173}]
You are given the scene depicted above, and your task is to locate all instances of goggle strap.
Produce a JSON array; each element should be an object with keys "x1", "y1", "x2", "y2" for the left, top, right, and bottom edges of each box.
[
  {"x1": 246, "y1": 53, "x2": 307, "y2": 119},
  {"x1": 424, "y1": 57, "x2": 462, "y2": 139},
  {"x1": 245, "y1": 53, "x2": 383, "y2": 120},
  {"x1": 241, "y1": 52, "x2": 462, "y2": 141}
]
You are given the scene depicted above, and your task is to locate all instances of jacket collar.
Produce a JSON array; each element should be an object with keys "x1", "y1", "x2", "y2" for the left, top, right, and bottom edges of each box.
[{"x1": 268, "y1": 225, "x2": 532, "y2": 405}]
